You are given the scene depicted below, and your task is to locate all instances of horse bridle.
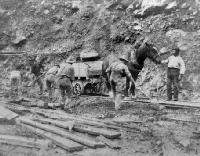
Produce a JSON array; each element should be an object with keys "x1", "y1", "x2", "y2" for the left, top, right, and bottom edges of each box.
[{"x1": 149, "y1": 46, "x2": 160, "y2": 63}]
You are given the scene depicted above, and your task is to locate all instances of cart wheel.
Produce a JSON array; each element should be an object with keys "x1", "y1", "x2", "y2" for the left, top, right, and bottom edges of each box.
[{"x1": 73, "y1": 81, "x2": 84, "y2": 96}]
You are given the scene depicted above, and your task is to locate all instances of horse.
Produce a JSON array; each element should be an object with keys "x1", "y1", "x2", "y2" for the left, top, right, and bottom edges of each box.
[{"x1": 102, "y1": 42, "x2": 161, "y2": 98}]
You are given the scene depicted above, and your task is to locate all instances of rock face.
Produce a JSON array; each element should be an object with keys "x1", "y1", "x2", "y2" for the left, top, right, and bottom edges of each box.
[
  {"x1": 133, "y1": 0, "x2": 177, "y2": 17},
  {"x1": 0, "y1": 0, "x2": 200, "y2": 99}
]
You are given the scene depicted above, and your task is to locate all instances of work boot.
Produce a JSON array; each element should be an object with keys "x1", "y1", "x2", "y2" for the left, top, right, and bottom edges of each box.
[
  {"x1": 109, "y1": 91, "x2": 114, "y2": 98},
  {"x1": 60, "y1": 104, "x2": 65, "y2": 110},
  {"x1": 64, "y1": 106, "x2": 72, "y2": 114},
  {"x1": 174, "y1": 98, "x2": 178, "y2": 101}
]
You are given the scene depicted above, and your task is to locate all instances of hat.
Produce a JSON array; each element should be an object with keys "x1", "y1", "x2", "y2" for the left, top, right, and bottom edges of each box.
[
  {"x1": 66, "y1": 56, "x2": 75, "y2": 63},
  {"x1": 119, "y1": 54, "x2": 129, "y2": 62},
  {"x1": 54, "y1": 62, "x2": 60, "y2": 66},
  {"x1": 172, "y1": 47, "x2": 180, "y2": 52}
]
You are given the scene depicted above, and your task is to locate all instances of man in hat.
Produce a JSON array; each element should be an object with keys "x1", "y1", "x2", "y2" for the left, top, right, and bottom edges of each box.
[
  {"x1": 106, "y1": 54, "x2": 135, "y2": 110},
  {"x1": 56, "y1": 56, "x2": 75, "y2": 109},
  {"x1": 45, "y1": 63, "x2": 60, "y2": 101},
  {"x1": 161, "y1": 47, "x2": 185, "y2": 101}
]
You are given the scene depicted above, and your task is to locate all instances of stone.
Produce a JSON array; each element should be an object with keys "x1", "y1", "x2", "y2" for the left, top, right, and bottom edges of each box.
[
  {"x1": 178, "y1": 138, "x2": 190, "y2": 147},
  {"x1": 166, "y1": 1, "x2": 177, "y2": 10},
  {"x1": 159, "y1": 47, "x2": 170, "y2": 54},
  {"x1": 44, "y1": 9, "x2": 49, "y2": 15},
  {"x1": 141, "y1": 0, "x2": 167, "y2": 9},
  {"x1": 193, "y1": 10, "x2": 198, "y2": 15},
  {"x1": 166, "y1": 29, "x2": 187, "y2": 41},
  {"x1": 181, "y1": 3, "x2": 188, "y2": 9},
  {"x1": 12, "y1": 30, "x2": 26, "y2": 45}
]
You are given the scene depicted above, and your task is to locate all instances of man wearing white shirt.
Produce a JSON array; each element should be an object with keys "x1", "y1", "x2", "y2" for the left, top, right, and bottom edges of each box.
[{"x1": 161, "y1": 47, "x2": 185, "y2": 101}]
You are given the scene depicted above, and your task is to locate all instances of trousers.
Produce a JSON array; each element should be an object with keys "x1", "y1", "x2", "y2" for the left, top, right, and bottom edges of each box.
[
  {"x1": 45, "y1": 74, "x2": 56, "y2": 100},
  {"x1": 167, "y1": 68, "x2": 180, "y2": 100},
  {"x1": 57, "y1": 77, "x2": 73, "y2": 107}
]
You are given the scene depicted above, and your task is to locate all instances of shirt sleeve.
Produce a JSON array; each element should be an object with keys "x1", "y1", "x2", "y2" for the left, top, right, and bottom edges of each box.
[
  {"x1": 106, "y1": 66, "x2": 111, "y2": 73},
  {"x1": 161, "y1": 58, "x2": 169, "y2": 64},
  {"x1": 179, "y1": 57, "x2": 186, "y2": 74},
  {"x1": 124, "y1": 66, "x2": 133, "y2": 80}
]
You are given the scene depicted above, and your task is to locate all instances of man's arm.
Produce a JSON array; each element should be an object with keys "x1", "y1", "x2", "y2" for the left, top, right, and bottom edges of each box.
[
  {"x1": 71, "y1": 67, "x2": 75, "y2": 81},
  {"x1": 124, "y1": 66, "x2": 135, "y2": 84},
  {"x1": 161, "y1": 58, "x2": 169, "y2": 64},
  {"x1": 178, "y1": 57, "x2": 185, "y2": 81},
  {"x1": 179, "y1": 57, "x2": 185, "y2": 75},
  {"x1": 106, "y1": 66, "x2": 111, "y2": 81}
]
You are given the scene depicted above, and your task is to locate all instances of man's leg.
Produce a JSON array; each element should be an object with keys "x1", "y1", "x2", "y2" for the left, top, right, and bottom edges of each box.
[
  {"x1": 59, "y1": 87, "x2": 66, "y2": 109},
  {"x1": 37, "y1": 77, "x2": 43, "y2": 95},
  {"x1": 173, "y1": 71, "x2": 180, "y2": 101},
  {"x1": 64, "y1": 79, "x2": 73, "y2": 109},
  {"x1": 46, "y1": 79, "x2": 52, "y2": 101},
  {"x1": 10, "y1": 78, "x2": 15, "y2": 98},
  {"x1": 167, "y1": 69, "x2": 172, "y2": 100},
  {"x1": 110, "y1": 80, "x2": 116, "y2": 99},
  {"x1": 130, "y1": 82, "x2": 135, "y2": 98},
  {"x1": 125, "y1": 78, "x2": 130, "y2": 97},
  {"x1": 114, "y1": 93, "x2": 122, "y2": 110}
]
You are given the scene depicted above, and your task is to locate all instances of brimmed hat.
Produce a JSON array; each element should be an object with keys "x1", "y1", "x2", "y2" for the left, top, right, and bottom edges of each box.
[
  {"x1": 172, "y1": 47, "x2": 180, "y2": 52},
  {"x1": 65, "y1": 56, "x2": 75, "y2": 63},
  {"x1": 119, "y1": 54, "x2": 129, "y2": 62}
]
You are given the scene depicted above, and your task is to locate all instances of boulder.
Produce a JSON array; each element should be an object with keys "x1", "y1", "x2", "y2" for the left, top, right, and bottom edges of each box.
[
  {"x1": 141, "y1": 0, "x2": 168, "y2": 9},
  {"x1": 12, "y1": 30, "x2": 26, "y2": 45},
  {"x1": 159, "y1": 47, "x2": 170, "y2": 55},
  {"x1": 80, "y1": 49, "x2": 99, "y2": 59},
  {"x1": 134, "y1": 0, "x2": 177, "y2": 17},
  {"x1": 166, "y1": 29, "x2": 187, "y2": 41},
  {"x1": 166, "y1": 1, "x2": 177, "y2": 10}
]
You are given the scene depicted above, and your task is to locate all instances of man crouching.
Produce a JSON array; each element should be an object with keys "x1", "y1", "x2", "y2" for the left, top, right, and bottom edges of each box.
[
  {"x1": 56, "y1": 56, "x2": 75, "y2": 110},
  {"x1": 45, "y1": 63, "x2": 60, "y2": 102},
  {"x1": 10, "y1": 65, "x2": 23, "y2": 98},
  {"x1": 106, "y1": 57, "x2": 135, "y2": 110}
]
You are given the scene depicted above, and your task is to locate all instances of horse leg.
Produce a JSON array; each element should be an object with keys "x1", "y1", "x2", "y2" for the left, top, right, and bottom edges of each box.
[
  {"x1": 130, "y1": 83, "x2": 136, "y2": 98},
  {"x1": 111, "y1": 80, "x2": 121, "y2": 110},
  {"x1": 125, "y1": 78, "x2": 130, "y2": 97},
  {"x1": 109, "y1": 79, "x2": 115, "y2": 98}
]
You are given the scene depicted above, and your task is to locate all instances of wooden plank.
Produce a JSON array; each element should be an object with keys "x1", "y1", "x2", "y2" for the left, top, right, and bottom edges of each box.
[
  {"x1": 132, "y1": 99, "x2": 200, "y2": 109},
  {"x1": 153, "y1": 100, "x2": 200, "y2": 108},
  {"x1": 0, "y1": 135, "x2": 49, "y2": 149},
  {"x1": 28, "y1": 108, "x2": 142, "y2": 133},
  {"x1": 19, "y1": 123, "x2": 83, "y2": 152},
  {"x1": 96, "y1": 135, "x2": 121, "y2": 149},
  {"x1": 163, "y1": 114, "x2": 200, "y2": 124},
  {"x1": 34, "y1": 118, "x2": 121, "y2": 139},
  {"x1": 8, "y1": 106, "x2": 139, "y2": 133},
  {"x1": 74, "y1": 125, "x2": 120, "y2": 139},
  {"x1": 18, "y1": 117, "x2": 105, "y2": 148},
  {"x1": 48, "y1": 103, "x2": 60, "y2": 109},
  {"x1": 29, "y1": 108, "x2": 120, "y2": 130},
  {"x1": 0, "y1": 106, "x2": 18, "y2": 121}
]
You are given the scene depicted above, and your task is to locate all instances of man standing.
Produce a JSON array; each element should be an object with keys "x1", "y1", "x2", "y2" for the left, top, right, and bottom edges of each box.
[
  {"x1": 56, "y1": 56, "x2": 75, "y2": 109},
  {"x1": 45, "y1": 63, "x2": 60, "y2": 101},
  {"x1": 106, "y1": 55, "x2": 135, "y2": 110},
  {"x1": 31, "y1": 56, "x2": 46, "y2": 95},
  {"x1": 161, "y1": 47, "x2": 185, "y2": 101}
]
